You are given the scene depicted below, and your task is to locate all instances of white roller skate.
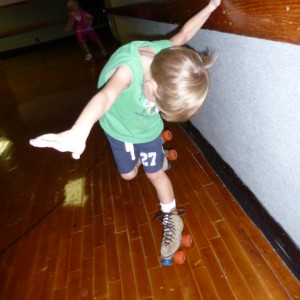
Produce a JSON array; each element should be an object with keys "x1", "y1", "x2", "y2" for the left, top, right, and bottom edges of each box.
[{"x1": 156, "y1": 208, "x2": 192, "y2": 265}]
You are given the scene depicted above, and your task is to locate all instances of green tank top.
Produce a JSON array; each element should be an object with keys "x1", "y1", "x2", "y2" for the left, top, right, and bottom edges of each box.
[{"x1": 98, "y1": 40, "x2": 172, "y2": 143}]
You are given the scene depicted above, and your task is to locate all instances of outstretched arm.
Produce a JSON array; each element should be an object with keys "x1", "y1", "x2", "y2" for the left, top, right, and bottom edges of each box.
[
  {"x1": 29, "y1": 65, "x2": 133, "y2": 159},
  {"x1": 65, "y1": 17, "x2": 75, "y2": 32},
  {"x1": 170, "y1": 0, "x2": 221, "y2": 46}
]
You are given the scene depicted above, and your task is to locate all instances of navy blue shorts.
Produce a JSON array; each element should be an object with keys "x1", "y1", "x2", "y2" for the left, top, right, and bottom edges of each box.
[{"x1": 105, "y1": 133, "x2": 164, "y2": 174}]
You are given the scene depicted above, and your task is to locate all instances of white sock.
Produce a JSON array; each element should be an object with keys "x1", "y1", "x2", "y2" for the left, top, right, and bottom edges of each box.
[{"x1": 160, "y1": 199, "x2": 176, "y2": 213}]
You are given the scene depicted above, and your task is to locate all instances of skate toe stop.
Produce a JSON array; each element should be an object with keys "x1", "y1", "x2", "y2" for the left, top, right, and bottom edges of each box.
[{"x1": 161, "y1": 258, "x2": 173, "y2": 266}]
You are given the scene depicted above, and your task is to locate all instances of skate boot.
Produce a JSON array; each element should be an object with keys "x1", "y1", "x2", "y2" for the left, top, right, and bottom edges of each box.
[
  {"x1": 163, "y1": 156, "x2": 171, "y2": 171},
  {"x1": 156, "y1": 208, "x2": 186, "y2": 265}
]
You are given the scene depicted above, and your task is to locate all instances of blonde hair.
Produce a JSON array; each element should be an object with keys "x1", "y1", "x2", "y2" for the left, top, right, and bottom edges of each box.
[
  {"x1": 66, "y1": 0, "x2": 78, "y2": 9},
  {"x1": 151, "y1": 46, "x2": 214, "y2": 122}
]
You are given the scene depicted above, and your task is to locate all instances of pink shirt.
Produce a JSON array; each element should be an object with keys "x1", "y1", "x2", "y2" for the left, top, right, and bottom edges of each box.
[{"x1": 69, "y1": 9, "x2": 92, "y2": 32}]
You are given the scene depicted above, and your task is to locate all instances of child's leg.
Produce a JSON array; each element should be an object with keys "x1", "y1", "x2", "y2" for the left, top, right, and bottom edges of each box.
[
  {"x1": 77, "y1": 31, "x2": 92, "y2": 60},
  {"x1": 80, "y1": 40, "x2": 90, "y2": 55},
  {"x1": 105, "y1": 132, "x2": 183, "y2": 257},
  {"x1": 146, "y1": 169, "x2": 174, "y2": 205},
  {"x1": 88, "y1": 30, "x2": 107, "y2": 55},
  {"x1": 133, "y1": 133, "x2": 174, "y2": 205},
  {"x1": 138, "y1": 136, "x2": 184, "y2": 258},
  {"x1": 147, "y1": 170, "x2": 184, "y2": 258},
  {"x1": 120, "y1": 159, "x2": 141, "y2": 181},
  {"x1": 79, "y1": 40, "x2": 93, "y2": 62},
  {"x1": 95, "y1": 38, "x2": 107, "y2": 55}
]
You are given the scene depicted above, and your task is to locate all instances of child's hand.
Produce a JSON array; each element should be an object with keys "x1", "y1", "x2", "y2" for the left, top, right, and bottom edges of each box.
[
  {"x1": 209, "y1": 0, "x2": 221, "y2": 9},
  {"x1": 29, "y1": 129, "x2": 86, "y2": 159},
  {"x1": 86, "y1": 14, "x2": 93, "y2": 25}
]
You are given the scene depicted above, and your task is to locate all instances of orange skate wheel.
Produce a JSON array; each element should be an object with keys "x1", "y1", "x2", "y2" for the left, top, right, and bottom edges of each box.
[
  {"x1": 165, "y1": 149, "x2": 177, "y2": 160},
  {"x1": 173, "y1": 250, "x2": 185, "y2": 265},
  {"x1": 162, "y1": 130, "x2": 172, "y2": 142},
  {"x1": 181, "y1": 234, "x2": 192, "y2": 248}
]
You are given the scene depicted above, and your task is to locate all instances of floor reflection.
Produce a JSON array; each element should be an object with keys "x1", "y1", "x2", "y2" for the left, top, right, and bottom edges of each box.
[
  {"x1": 0, "y1": 36, "x2": 116, "y2": 254},
  {"x1": 63, "y1": 177, "x2": 88, "y2": 207}
]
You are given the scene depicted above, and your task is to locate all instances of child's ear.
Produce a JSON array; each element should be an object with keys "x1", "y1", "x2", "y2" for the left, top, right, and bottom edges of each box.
[{"x1": 150, "y1": 79, "x2": 158, "y2": 94}]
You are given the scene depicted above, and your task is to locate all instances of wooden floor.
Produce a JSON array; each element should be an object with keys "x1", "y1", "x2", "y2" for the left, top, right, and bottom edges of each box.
[{"x1": 1, "y1": 31, "x2": 299, "y2": 300}]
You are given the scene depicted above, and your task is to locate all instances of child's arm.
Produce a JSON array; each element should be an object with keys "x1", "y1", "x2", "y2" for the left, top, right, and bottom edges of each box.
[
  {"x1": 65, "y1": 17, "x2": 75, "y2": 32},
  {"x1": 170, "y1": 0, "x2": 221, "y2": 46},
  {"x1": 85, "y1": 12, "x2": 93, "y2": 24},
  {"x1": 29, "y1": 65, "x2": 133, "y2": 159}
]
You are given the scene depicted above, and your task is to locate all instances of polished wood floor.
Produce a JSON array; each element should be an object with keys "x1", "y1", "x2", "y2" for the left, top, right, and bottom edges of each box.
[{"x1": 1, "y1": 31, "x2": 299, "y2": 300}]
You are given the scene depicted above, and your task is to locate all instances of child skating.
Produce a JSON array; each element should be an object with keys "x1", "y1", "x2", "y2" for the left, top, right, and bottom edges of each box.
[
  {"x1": 30, "y1": 0, "x2": 221, "y2": 265},
  {"x1": 66, "y1": 0, "x2": 107, "y2": 63}
]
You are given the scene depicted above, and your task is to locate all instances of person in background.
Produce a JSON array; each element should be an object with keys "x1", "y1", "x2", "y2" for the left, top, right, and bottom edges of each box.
[{"x1": 65, "y1": 0, "x2": 107, "y2": 63}]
